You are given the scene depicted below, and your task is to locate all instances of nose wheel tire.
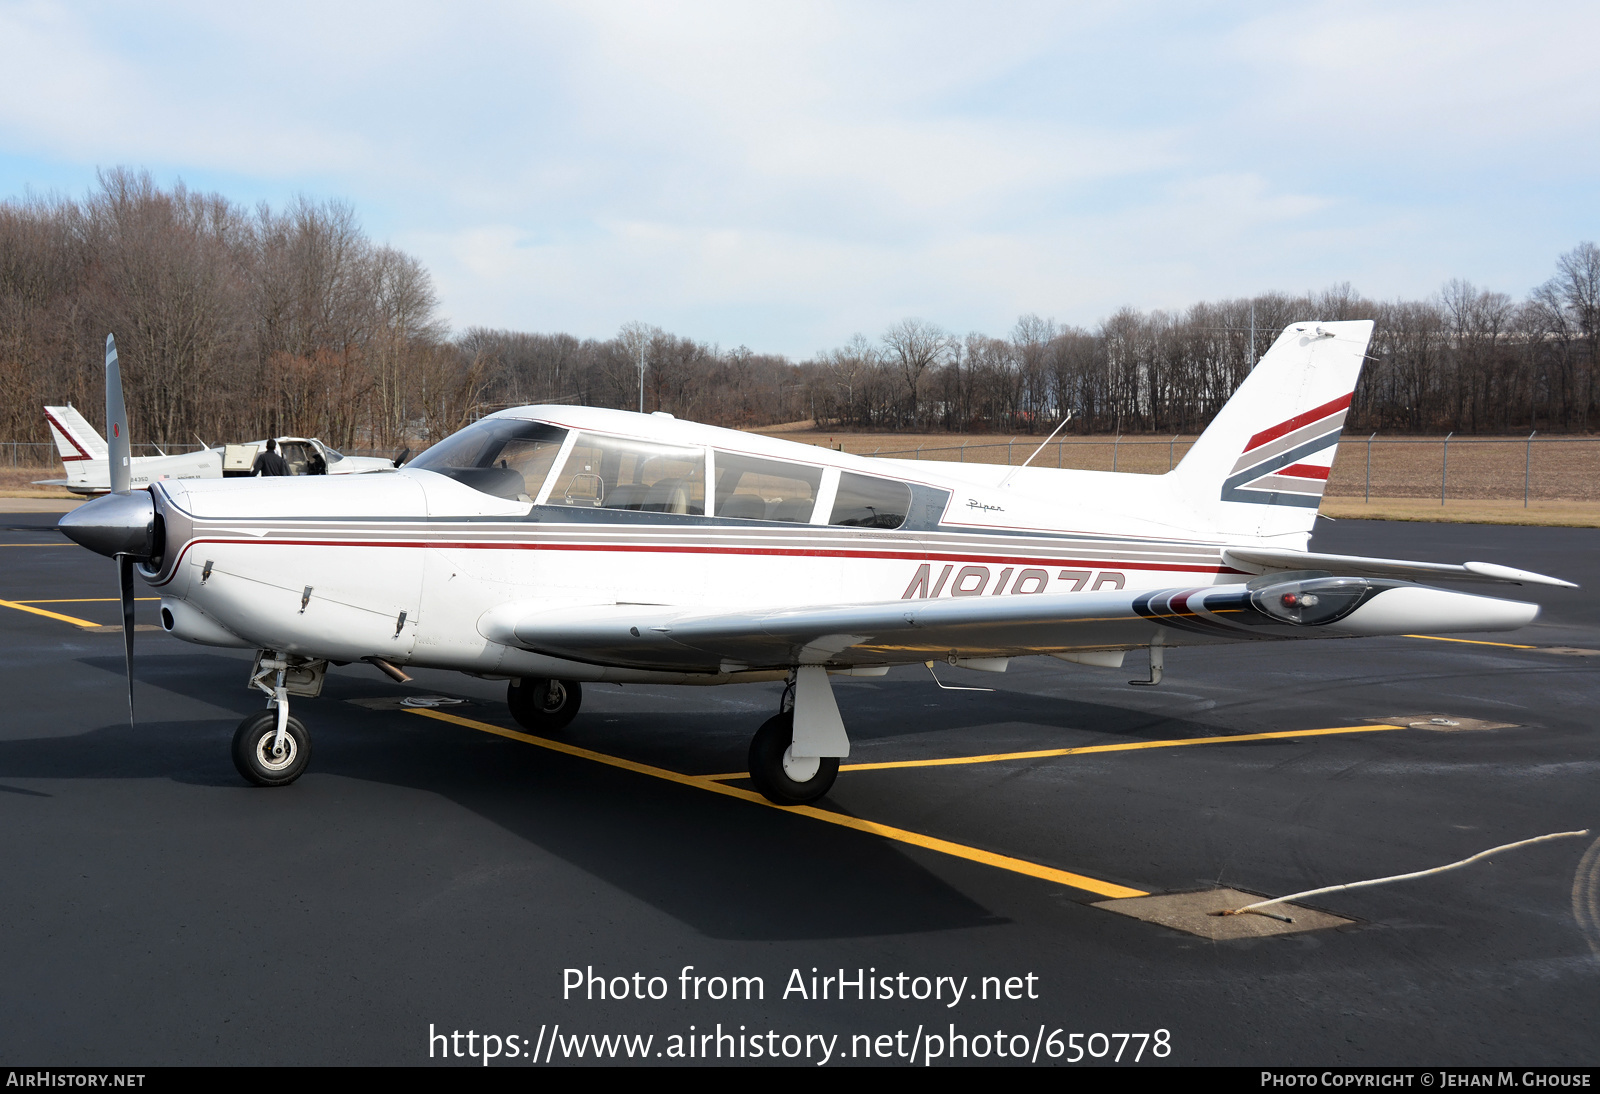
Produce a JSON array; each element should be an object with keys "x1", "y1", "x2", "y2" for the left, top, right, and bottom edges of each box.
[
  {"x1": 232, "y1": 710, "x2": 311, "y2": 787},
  {"x1": 507, "y1": 678, "x2": 583, "y2": 733},
  {"x1": 747, "y1": 711, "x2": 839, "y2": 806}
]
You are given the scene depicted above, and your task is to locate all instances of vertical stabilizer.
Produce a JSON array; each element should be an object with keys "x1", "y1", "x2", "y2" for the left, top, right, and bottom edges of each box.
[
  {"x1": 1172, "y1": 320, "x2": 1373, "y2": 540},
  {"x1": 44, "y1": 405, "x2": 110, "y2": 462}
]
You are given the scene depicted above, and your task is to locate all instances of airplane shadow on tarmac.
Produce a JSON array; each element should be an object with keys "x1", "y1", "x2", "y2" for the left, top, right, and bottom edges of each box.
[{"x1": 2, "y1": 649, "x2": 1244, "y2": 941}]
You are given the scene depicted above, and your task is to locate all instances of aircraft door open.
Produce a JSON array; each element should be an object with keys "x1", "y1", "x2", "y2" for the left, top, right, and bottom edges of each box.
[{"x1": 277, "y1": 441, "x2": 313, "y2": 475}]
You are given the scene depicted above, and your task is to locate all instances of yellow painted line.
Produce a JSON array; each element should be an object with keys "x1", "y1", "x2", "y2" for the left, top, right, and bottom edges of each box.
[
  {"x1": 405, "y1": 707, "x2": 1146, "y2": 899},
  {"x1": 700, "y1": 724, "x2": 1403, "y2": 779},
  {"x1": 1404, "y1": 634, "x2": 1538, "y2": 649},
  {"x1": 11, "y1": 597, "x2": 159, "y2": 604},
  {"x1": 0, "y1": 598, "x2": 100, "y2": 627}
]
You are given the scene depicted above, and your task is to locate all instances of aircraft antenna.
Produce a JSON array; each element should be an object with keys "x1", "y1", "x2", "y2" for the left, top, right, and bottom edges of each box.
[{"x1": 999, "y1": 411, "x2": 1073, "y2": 488}]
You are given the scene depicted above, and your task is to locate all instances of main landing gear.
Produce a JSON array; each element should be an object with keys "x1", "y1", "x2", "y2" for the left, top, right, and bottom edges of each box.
[
  {"x1": 747, "y1": 710, "x2": 840, "y2": 806},
  {"x1": 507, "y1": 677, "x2": 583, "y2": 733},
  {"x1": 746, "y1": 666, "x2": 850, "y2": 807}
]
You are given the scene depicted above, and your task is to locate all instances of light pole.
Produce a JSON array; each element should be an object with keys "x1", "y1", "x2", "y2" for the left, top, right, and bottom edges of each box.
[{"x1": 637, "y1": 341, "x2": 645, "y2": 414}]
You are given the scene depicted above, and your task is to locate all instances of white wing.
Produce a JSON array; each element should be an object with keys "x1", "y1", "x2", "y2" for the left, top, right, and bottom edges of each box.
[{"x1": 480, "y1": 577, "x2": 1540, "y2": 674}]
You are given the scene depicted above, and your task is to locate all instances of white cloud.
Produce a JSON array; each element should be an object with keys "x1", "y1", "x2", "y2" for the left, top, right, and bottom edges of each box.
[{"x1": 2, "y1": 0, "x2": 1595, "y2": 355}]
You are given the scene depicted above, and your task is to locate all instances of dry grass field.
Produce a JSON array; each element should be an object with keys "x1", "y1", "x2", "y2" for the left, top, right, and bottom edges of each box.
[
  {"x1": 755, "y1": 422, "x2": 1600, "y2": 525},
  {"x1": 0, "y1": 467, "x2": 74, "y2": 498},
  {"x1": 7, "y1": 426, "x2": 1597, "y2": 524}
]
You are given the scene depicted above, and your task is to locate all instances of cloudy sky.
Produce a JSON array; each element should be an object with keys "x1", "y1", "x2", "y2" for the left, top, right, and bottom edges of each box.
[{"x1": 1, "y1": 0, "x2": 1595, "y2": 357}]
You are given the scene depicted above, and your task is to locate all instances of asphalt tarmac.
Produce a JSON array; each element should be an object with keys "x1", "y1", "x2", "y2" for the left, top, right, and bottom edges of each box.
[{"x1": 1, "y1": 512, "x2": 1596, "y2": 1067}]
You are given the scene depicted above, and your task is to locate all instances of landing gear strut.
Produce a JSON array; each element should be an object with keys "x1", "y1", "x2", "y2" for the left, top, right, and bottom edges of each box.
[{"x1": 507, "y1": 677, "x2": 583, "y2": 733}]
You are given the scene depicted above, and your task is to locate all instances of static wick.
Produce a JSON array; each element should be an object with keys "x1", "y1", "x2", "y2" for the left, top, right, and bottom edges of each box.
[{"x1": 1215, "y1": 829, "x2": 1591, "y2": 919}]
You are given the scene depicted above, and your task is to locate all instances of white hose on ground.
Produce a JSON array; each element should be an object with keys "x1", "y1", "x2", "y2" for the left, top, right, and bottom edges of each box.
[{"x1": 1223, "y1": 829, "x2": 1591, "y2": 918}]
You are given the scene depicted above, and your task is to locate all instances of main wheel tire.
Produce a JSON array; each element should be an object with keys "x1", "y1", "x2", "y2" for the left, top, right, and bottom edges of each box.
[
  {"x1": 507, "y1": 678, "x2": 583, "y2": 733},
  {"x1": 747, "y1": 711, "x2": 839, "y2": 806},
  {"x1": 231, "y1": 710, "x2": 311, "y2": 787}
]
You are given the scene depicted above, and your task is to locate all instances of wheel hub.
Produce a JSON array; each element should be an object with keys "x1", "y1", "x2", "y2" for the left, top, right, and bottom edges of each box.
[
  {"x1": 781, "y1": 745, "x2": 821, "y2": 783},
  {"x1": 255, "y1": 732, "x2": 298, "y2": 772}
]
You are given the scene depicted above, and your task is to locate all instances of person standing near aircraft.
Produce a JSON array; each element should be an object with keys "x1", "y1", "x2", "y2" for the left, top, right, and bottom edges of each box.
[{"x1": 251, "y1": 438, "x2": 290, "y2": 477}]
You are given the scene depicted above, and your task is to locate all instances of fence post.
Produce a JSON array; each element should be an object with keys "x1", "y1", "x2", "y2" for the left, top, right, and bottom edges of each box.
[
  {"x1": 1524, "y1": 430, "x2": 1536, "y2": 507},
  {"x1": 1113, "y1": 435, "x2": 1120, "y2": 472},
  {"x1": 1007, "y1": 438, "x2": 1013, "y2": 465},
  {"x1": 1440, "y1": 432, "x2": 1453, "y2": 505},
  {"x1": 1057, "y1": 439, "x2": 1062, "y2": 468},
  {"x1": 960, "y1": 442, "x2": 965, "y2": 463},
  {"x1": 916, "y1": 444, "x2": 922, "y2": 460},
  {"x1": 1365, "y1": 432, "x2": 1376, "y2": 503},
  {"x1": 1169, "y1": 434, "x2": 1178, "y2": 470}
]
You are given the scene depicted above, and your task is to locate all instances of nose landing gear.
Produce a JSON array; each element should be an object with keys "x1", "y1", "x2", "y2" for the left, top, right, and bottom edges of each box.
[
  {"x1": 232, "y1": 651, "x2": 324, "y2": 787},
  {"x1": 232, "y1": 709, "x2": 311, "y2": 786}
]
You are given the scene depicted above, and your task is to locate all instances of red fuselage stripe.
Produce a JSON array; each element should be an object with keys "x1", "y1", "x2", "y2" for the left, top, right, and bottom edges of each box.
[
  {"x1": 1243, "y1": 393, "x2": 1352, "y2": 453},
  {"x1": 154, "y1": 536, "x2": 1243, "y2": 586}
]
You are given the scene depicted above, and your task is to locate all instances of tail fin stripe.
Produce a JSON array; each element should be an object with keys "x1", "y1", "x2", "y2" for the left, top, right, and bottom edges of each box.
[
  {"x1": 1230, "y1": 411, "x2": 1347, "y2": 474},
  {"x1": 1247, "y1": 474, "x2": 1326, "y2": 495},
  {"x1": 1277, "y1": 463, "x2": 1330, "y2": 480},
  {"x1": 44, "y1": 409, "x2": 94, "y2": 461},
  {"x1": 1221, "y1": 430, "x2": 1341, "y2": 505},
  {"x1": 1243, "y1": 393, "x2": 1352, "y2": 454}
]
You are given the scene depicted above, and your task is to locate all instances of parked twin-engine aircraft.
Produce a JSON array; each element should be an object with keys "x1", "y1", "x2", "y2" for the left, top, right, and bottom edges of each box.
[
  {"x1": 61, "y1": 324, "x2": 1572, "y2": 804},
  {"x1": 41, "y1": 403, "x2": 393, "y2": 495}
]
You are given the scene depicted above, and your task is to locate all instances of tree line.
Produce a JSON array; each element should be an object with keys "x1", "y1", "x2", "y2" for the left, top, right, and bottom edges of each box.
[
  {"x1": 808, "y1": 255, "x2": 1600, "y2": 436},
  {"x1": 2, "y1": 171, "x2": 1596, "y2": 453}
]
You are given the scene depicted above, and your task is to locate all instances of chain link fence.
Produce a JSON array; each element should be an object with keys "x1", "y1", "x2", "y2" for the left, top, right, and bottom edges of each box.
[
  {"x1": 6, "y1": 435, "x2": 1599, "y2": 505},
  {"x1": 858, "y1": 434, "x2": 1600, "y2": 505}
]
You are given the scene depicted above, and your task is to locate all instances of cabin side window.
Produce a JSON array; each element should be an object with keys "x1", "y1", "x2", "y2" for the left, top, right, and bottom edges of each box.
[
  {"x1": 829, "y1": 471, "x2": 912, "y2": 529},
  {"x1": 409, "y1": 419, "x2": 569, "y2": 501},
  {"x1": 713, "y1": 452, "x2": 823, "y2": 522},
  {"x1": 546, "y1": 434, "x2": 707, "y2": 515}
]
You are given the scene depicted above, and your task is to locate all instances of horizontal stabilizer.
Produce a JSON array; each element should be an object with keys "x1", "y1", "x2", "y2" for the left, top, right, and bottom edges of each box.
[{"x1": 1221, "y1": 547, "x2": 1576, "y2": 588}]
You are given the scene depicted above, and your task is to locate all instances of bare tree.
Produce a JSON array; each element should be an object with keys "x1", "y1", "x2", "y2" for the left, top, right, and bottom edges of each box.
[{"x1": 881, "y1": 318, "x2": 954, "y2": 428}]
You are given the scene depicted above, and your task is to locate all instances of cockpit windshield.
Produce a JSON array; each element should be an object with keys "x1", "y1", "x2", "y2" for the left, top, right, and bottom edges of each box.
[{"x1": 409, "y1": 418, "x2": 568, "y2": 501}]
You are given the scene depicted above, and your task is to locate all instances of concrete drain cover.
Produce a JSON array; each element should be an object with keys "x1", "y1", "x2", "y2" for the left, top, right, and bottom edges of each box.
[
  {"x1": 346, "y1": 696, "x2": 472, "y2": 711},
  {"x1": 1093, "y1": 888, "x2": 1355, "y2": 940},
  {"x1": 1371, "y1": 714, "x2": 1519, "y2": 732}
]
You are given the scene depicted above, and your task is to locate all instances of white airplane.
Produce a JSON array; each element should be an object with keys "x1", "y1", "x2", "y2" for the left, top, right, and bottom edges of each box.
[
  {"x1": 41, "y1": 404, "x2": 394, "y2": 495},
  {"x1": 61, "y1": 324, "x2": 1573, "y2": 805}
]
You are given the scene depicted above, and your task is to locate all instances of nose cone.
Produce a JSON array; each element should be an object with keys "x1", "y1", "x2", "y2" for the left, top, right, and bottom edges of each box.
[{"x1": 59, "y1": 490, "x2": 159, "y2": 559}]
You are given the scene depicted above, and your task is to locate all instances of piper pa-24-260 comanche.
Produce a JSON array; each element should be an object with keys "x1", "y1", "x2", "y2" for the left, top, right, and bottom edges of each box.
[{"x1": 61, "y1": 323, "x2": 1573, "y2": 805}]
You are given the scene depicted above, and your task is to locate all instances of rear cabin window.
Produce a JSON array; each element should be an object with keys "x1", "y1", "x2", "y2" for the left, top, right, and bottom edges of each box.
[
  {"x1": 409, "y1": 419, "x2": 568, "y2": 501},
  {"x1": 713, "y1": 453, "x2": 823, "y2": 522},
  {"x1": 829, "y1": 471, "x2": 912, "y2": 529},
  {"x1": 547, "y1": 434, "x2": 706, "y2": 515}
]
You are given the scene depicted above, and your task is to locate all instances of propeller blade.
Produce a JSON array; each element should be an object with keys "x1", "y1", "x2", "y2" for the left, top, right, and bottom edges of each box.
[
  {"x1": 393, "y1": 446, "x2": 410, "y2": 468},
  {"x1": 118, "y1": 553, "x2": 136, "y2": 726},
  {"x1": 105, "y1": 334, "x2": 131, "y2": 495}
]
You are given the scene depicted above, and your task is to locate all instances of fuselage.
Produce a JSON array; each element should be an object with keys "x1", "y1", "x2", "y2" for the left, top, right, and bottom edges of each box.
[{"x1": 141, "y1": 406, "x2": 1282, "y2": 682}]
